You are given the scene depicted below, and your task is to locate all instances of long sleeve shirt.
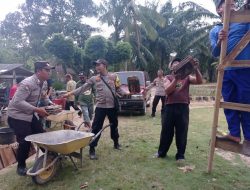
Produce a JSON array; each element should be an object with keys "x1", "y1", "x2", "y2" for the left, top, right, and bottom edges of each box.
[
  {"x1": 209, "y1": 23, "x2": 250, "y2": 70},
  {"x1": 73, "y1": 73, "x2": 125, "y2": 108},
  {"x1": 7, "y1": 74, "x2": 50, "y2": 122},
  {"x1": 75, "y1": 80, "x2": 95, "y2": 106}
]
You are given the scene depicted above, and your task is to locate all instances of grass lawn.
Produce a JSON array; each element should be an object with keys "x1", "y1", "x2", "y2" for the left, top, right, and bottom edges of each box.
[
  {"x1": 189, "y1": 84, "x2": 216, "y2": 97},
  {"x1": 1, "y1": 107, "x2": 250, "y2": 190}
]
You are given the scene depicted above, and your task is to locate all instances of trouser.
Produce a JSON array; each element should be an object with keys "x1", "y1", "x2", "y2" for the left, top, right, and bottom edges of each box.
[
  {"x1": 222, "y1": 69, "x2": 250, "y2": 140},
  {"x1": 7, "y1": 116, "x2": 44, "y2": 167},
  {"x1": 152, "y1": 95, "x2": 166, "y2": 114},
  {"x1": 158, "y1": 104, "x2": 189, "y2": 160},
  {"x1": 80, "y1": 103, "x2": 94, "y2": 123},
  {"x1": 65, "y1": 101, "x2": 80, "y2": 111},
  {"x1": 89, "y1": 107, "x2": 119, "y2": 148}
]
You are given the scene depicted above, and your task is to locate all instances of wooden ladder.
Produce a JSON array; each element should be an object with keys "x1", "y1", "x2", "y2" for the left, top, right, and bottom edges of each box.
[{"x1": 207, "y1": 0, "x2": 250, "y2": 173}]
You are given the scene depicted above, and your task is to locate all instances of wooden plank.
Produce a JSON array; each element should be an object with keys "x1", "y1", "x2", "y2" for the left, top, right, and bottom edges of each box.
[
  {"x1": 220, "y1": 102, "x2": 250, "y2": 112},
  {"x1": 0, "y1": 156, "x2": 4, "y2": 170},
  {"x1": 215, "y1": 137, "x2": 250, "y2": 156},
  {"x1": 226, "y1": 60, "x2": 250, "y2": 68},
  {"x1": 0, "y1": 145, "x2": 17, "y2": 167},
  {"x1": 215, "y1": 137, "x2": 242, "y2": 153},
  {"x1": 230, "y1": 10, "x2": 250, "y2": 22},
  {"x1": 207, "y1": 0, "x2": 231, "y2": 174},
  {"x1": 224, "y1": 31, "x2": 250, "y2": 64}
]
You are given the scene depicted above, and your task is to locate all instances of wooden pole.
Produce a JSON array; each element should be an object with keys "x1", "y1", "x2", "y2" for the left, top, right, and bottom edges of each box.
[{"x1": 207, "y1": 0, "x2": 232, "y2": 173}]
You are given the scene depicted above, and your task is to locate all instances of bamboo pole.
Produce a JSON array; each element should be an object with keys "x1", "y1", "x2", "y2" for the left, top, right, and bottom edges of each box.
[{"x1": 207, "y1": 0, "x2": 232, "y2": 173}]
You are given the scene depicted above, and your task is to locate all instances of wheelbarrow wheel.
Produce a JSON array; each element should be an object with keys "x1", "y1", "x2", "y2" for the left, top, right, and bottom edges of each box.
[{"x1": 32, "y1": 154, "x2": 58, "y2": 185}]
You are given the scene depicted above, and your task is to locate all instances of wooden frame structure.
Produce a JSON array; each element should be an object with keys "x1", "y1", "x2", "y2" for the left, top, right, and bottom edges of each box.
[{"x1": 207, "y1": 0, "x2": 250, "y2": 173}]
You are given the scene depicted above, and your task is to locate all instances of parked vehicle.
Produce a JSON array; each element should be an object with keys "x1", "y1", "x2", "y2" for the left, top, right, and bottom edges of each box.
[{"x1": 115, "y1": 71, "x2": 151, "y2": 115}]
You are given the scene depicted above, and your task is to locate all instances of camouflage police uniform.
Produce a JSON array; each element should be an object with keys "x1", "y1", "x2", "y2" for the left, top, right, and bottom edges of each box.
[
  {"x1": 73, "y1": 72, "x2": 125, "y2": 151},
  {"x1": 7, "y1": 74, "x2": 49, "y2": 170}
]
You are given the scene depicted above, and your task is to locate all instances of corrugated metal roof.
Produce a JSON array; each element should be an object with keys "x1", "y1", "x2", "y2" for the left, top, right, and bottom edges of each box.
[
  {"x1": 0, "y1": 64, "x2": 23, "y2": 74},
  {"x1": 0, "y1": 64, "x2": 33, "y2": 75}
]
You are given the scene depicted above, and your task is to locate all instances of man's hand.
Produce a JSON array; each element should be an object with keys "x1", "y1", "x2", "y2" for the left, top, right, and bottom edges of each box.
[
  {"x1": 217, "y1": 29, "x2": 228, "y2": 45},
  {"x1": 216, "y1": 64, "x2": 224, "y2": 72},
  {"x1": 34, "y1": 107, "x2": 49, "y2": 117},
  {"x1": 193, "y1": 58, "x2": 200, "y2": 70},
  {"x1": 48, "y1": 101, "x2": 55, "y2": 106},
  {"x1": 62, "y1": 92, "x2": 71, "y2": 98}
]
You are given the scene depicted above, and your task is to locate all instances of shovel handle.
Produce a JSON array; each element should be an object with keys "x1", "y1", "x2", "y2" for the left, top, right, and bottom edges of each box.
[{"x1": 89, "y1": 124, "x2": 111, "y2": 144}]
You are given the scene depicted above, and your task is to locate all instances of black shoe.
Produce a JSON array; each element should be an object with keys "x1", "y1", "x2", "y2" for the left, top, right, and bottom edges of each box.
[
  {"x1": 17, "y1": 166, "x2": 27, "y2": 176},
  {"x1": 151, "y1": 113, "x2": 155, "y2": 117},
  {"x1": 114, "y1": 143, "x2": 122, "y2": 150},
  {"x1": 89, "y1": 147, "x2": 97, "y2": 160}
]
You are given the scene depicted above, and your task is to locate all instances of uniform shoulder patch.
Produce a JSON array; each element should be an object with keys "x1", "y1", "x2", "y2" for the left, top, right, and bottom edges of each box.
[{"x1": 96, "y1": 76, "x2": 101, "y2": 82}]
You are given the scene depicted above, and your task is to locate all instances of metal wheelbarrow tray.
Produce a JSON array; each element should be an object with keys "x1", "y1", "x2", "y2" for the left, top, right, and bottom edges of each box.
[{"x1": 25, "y1": 130, "x2": 94, "y2": 155}]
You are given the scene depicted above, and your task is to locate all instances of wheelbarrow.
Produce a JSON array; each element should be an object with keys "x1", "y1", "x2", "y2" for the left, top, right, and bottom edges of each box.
[{"x1": 25, "y1": 124, "x2": 110, "y2": 185}]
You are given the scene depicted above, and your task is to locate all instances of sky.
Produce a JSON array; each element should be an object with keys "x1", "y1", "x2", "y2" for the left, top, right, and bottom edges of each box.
[{"x1": 0, "y1": 0, "x2": 217, "y2": 37}]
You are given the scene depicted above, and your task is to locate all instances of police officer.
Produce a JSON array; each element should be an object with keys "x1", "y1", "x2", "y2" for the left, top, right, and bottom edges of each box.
[
  {"x1": 64, "y1": 59, "x2": 127, "y2": 160},
  {"x1": 7, "y1": 61, "x2": 54, "y2": 176},
  {"x1": 148, "y1": 69, "x2": 166, "y2": 117}
]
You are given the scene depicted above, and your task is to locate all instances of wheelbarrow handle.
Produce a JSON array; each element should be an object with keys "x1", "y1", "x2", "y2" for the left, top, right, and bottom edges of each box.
[{"x1": 89, "y1": 124, "x2": 111, "y2": 144}]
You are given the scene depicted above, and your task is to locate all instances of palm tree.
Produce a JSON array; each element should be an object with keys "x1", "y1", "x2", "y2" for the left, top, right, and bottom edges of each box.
[
  {"x1": 144, "y1": 1, "x2": 218, "y2": 79},
  {"x1": 99, "y1": 0, "x2": 166, "y2": 70}
]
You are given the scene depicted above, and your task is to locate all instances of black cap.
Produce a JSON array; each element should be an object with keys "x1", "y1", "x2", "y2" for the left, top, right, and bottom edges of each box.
[
  {"x1": 34, "y1": 61, "x2": 55, "y2": 72},
  {"x1": 78, "y1": 72, "x2": 86, "y2": 77},
  {"x1": 92, "y1": 59, "x2": 108, "y2": 66},
  {"x1": 170, "y1": 58, "x2": 181, "y2": 66}
]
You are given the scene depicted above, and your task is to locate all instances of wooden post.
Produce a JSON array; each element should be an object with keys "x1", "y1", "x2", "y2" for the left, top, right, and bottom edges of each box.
[
  {"x1": 12, "y1": 70, "x2": 16, "y2": 85},
  {"x1": 207, "y1": 0, "x2": 232, "y2": 173}
]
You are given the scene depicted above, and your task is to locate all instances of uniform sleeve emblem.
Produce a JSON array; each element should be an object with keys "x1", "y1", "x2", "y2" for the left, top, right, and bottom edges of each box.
[
  {"x1": 96, "y1": 76, "x2": 101, "y2": 82},
  {"x1": 115, "y1": 75, "x2": 121, "y2": 88}
]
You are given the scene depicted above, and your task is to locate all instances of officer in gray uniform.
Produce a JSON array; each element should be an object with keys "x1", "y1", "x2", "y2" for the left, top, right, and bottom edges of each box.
[
  {"x1": 148, "y1": 69, "x2": 166, "y2": 117},
  {"x1": 7, "y1": 61, "x2": 54, "y2": 176},
  {"x1": 64, "y1": 59, "x2": 128, "y2": 160}
]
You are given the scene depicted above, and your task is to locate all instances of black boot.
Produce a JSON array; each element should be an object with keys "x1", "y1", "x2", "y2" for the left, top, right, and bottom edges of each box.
[
  {"x1": 114, "y1": 141, "x2": 122, "y2": 150},
  {"x1": 17, "y1": 165, "x2": 27, "y2": 176},
  {"x1": 89, "y1": 147, "x2": 97, "y2": 160}
]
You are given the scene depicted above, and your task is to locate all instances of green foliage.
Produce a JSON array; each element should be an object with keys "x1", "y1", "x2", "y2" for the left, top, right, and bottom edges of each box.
[
  {"x1": 72, "y1": 47, "x2": 84, "y2": 71},
  {"x1": 44, "y1": 33, "x2": 75, "y2": 63},
  {"x1": 0, "y1": 47, "x2": 23, "y2": 64},
  {"x1": 0, "y1": 0, "x2": 223, "y2": 81},
  {"x1": 99, "y1": 0, "x2": 130, "y2": 43},
  {"x1": 0, "y1": 0, "x2": 98, "y2": 64},
  {"x1": 52, "y1": 81, "x2": 65, "y2": 90},
  {"x1": 115, "y1": 41, "x2": 132, "y2": 63},
  {"x1": 105, "y1": 40, "x2": 117, "y2": 65},
  {"x1": 84, "y1": 35, "x2": 108, "y2": 60}
]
